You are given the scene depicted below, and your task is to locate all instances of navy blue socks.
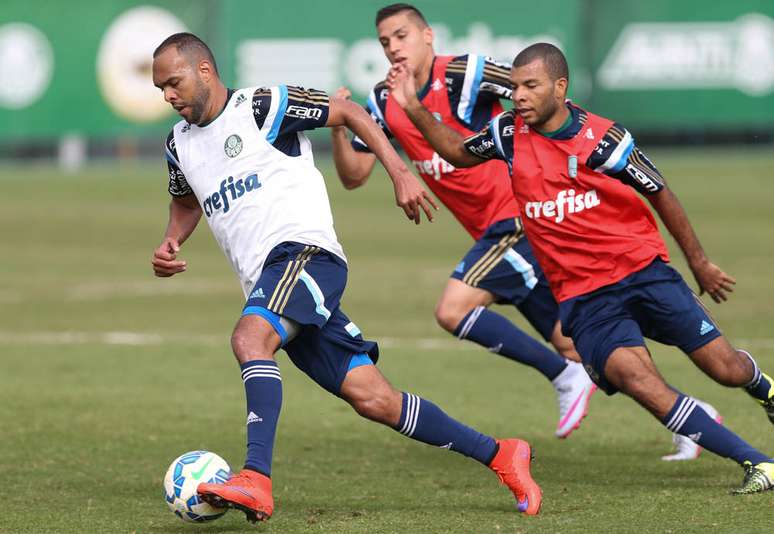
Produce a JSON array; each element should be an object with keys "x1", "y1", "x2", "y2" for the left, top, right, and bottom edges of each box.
[
  {"x1": 663, "y1": 394, "x2": 770, "y2": 465},
  {"x1": 455, "y1": 306, "x2": 567, "y2": 380},
  {"x1": 394, "y1": 392, "x2": 497, "y2": 465},
  {"x1": 241, "y1": 360, "x2": 283, "y2": 476}
]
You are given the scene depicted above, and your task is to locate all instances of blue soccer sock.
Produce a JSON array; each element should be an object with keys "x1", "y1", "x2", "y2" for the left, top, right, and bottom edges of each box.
[
  {"x1": 240, "y1": 359, "x2": 283, "y2": 477},
  {"x1": 740, "y1": 350, "x2": 774, "y2": 402},
  {"x1": 663, "y1": 394, "x2": 771, "y2": 466},
  {"x1": 394, "y1": 392, "x2": 497, "y2": 465},
  {"x1": 454, "y1": 306, "x2": 568, "y2": 380}
]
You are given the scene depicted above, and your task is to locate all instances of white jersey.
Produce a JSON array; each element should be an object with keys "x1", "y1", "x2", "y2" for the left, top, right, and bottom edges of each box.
[{"x1": 166, "y1": 86, "x2": 346, "y2": 298}]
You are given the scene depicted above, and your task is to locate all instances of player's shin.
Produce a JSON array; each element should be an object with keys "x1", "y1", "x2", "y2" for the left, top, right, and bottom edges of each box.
[
  {"x1": 240, "y1": 359, "x2": 283, "y2": 476},
  {"x1": 662, "y1": 394, "x2": 771, "y2": 466},
  {"x1": 739, "y1": 350, "x2": 774, "y2": 402},
  {"x1": 393, "y1": 392, "x2": 498, "y2": 465},
  {"x1": 454, "y1": 306, "x2": 567, "y2": 380}
]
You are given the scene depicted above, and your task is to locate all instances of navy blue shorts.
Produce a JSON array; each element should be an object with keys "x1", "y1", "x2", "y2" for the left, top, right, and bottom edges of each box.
[
  {"x1": 450, "y1": 218, "x2": 558, "y2": 340},
  {"x1": 559, "y1": 259, "x2": 722, "y2": 395},
  {"x1": 242, "y1": 242, "x2": 379, "y2": 395}
]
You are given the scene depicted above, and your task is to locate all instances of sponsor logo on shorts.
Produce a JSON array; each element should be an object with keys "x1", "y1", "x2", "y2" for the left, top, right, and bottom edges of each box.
[{"x1": 699, "y1": 320, "x2": 715, "y2": 335}]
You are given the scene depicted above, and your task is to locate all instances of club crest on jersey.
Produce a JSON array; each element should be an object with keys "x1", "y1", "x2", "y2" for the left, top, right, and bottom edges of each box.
[
  {"x1": 568, "y1": 155, "x2": 578, "y2": 178},
  {"x1": 224, "y1": 134, "x2": 243, "y2": 158}
]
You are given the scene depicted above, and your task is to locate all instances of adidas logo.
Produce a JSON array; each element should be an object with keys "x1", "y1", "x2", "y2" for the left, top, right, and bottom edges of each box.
[
  {"x1": 699, "y1": 320, "x2": 715, "y2": 336},
  {"x1": 246, "y1": 411, "x2": 263, "y2": 424},
  {"x1": 487, "y1": 343, "x2": 503, "y2": 354},
  {"x1": 519, "y1": 124, "x2": 529, "y2": 134},
  {"x1": 432, "y1": 78, "x2": 443, "y2": 91},
  {"x1": 585, "y1": 128, "x2": 595, "y2": 140},
  {"x1": 454, "y1": 261, "x2": 465, "y2": 273},
  {"x1": 440, "y1": 442, "x2": 453, "y2": 449},
  {"x1": 688, "y1": 432, "x2": 702, "y2": 442},
  {"x1": 250, "y1": 287, "x2": 266, "y2": 299},
  {"x1": 235, "y1": 93, "x2": 247, "y2": 107}
]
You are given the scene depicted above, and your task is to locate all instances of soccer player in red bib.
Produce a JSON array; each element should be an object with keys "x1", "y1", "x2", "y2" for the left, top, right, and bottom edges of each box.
[
  {"x1": 389, "y1": 42, "x2": 774, "y2": 494},
  {"x1": 331, "y1": 3, "x2": 596, "y2": 439}
]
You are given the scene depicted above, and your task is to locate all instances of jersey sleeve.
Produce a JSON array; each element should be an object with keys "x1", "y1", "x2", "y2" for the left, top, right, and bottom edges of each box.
[
  {"x1": 351, "y1": 81, "x2": 392, "y2": 153},
  {"x1": 447, "y1": 55, "x2": 512, "y2": 128},
  {"x1": 253, "y1": 85, "x2": 330, "y2": 137},
  {"x1": 586, "y1": 123, "x2": 665, "y2": 195},
  {"x1": 463, "y1": 110, "x2": 515, "y2": 173},
  {"x1": 251, "y1": 85, "x2": 330, "y2": 156},
  {"x1": 165, "y1": 130, "x2": 193, "y2": 197}
]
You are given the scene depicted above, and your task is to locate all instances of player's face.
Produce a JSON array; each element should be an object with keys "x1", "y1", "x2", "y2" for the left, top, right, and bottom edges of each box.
[
  {"x1": 510, "y1": 59, "x2": 566, "y2": 128},
  {"x1": 377, "y1": 12, "x2": 433, "y2": 70},
  {"x1": 152, "y1": 48, "x2": 211, "y2": 125}
]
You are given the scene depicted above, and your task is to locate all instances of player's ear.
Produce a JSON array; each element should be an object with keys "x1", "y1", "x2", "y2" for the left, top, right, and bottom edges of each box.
[
  {"x1": 554, "y1": 77, "x2": 568, "y2": 99},
  {"x1": 423, "y1": 25, "x2": 433, "y2": 46},
  {"x1": 198, "y1": 59, "x2": 215, "y2": 81}
]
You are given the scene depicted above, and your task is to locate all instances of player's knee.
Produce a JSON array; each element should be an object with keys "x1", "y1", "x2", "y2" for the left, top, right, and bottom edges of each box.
[
  {"x1": 617, "y1": 368, "x2": 662, "y2": 402},
  {"x1": 349, "y1": 388, "x2": 400, "y2": 424},
  {"x1": 230, "y1": 321, "x2": 277, "y2": 362},
  {"x1": 434, "y1": 301, "x2": 469, "y2": 333}
]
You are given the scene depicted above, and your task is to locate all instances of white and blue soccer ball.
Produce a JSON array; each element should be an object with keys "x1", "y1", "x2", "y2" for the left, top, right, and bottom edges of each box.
[{"x1": 163, "y1": 450, "x2": 231, "y2": 523}]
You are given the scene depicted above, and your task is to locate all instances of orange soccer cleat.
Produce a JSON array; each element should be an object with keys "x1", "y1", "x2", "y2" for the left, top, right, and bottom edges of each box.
[
  {"x1": 197, "y1": 469, "x2": 273, "y2": 523},
  {"x1": 488, "y1": 438, "x2": 542, "y2": 515}
]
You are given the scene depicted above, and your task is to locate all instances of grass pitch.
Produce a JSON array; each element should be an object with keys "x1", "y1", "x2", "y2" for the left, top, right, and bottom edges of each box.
[{"x1": 0, "y1": 149, "x2": 772, "y2": 533}]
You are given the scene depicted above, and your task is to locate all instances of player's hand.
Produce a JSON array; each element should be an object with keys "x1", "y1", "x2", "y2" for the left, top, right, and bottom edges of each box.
[
  {"x1": 691, "y1": 258, "x2": 735, "y2": 303},
  {"x1": 391, "y1": 169, "x2": 438, "y2": 224},
  {"x1": 152, "y1": 237, "x2": 187, "y2": 277},
  {"x1": 334, "y1": 86, "x2": 352, "y2": 100},
  {"x1": 386, "y1": 62, "x2": 418, "y2": 110}
]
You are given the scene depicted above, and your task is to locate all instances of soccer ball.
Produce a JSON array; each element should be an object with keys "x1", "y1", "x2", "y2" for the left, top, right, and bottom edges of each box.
[{"x1": 163, "y1": 450, "x2": 231, "y2": 522}]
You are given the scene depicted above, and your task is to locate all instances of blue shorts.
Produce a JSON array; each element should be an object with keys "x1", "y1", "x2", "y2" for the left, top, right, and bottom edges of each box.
[
  {"x1": 450, "y1": 218, "x2": 558, "y2": 341},
  {"x1": 242, "y1": 241, "x2": 379, "y2": 395},
  {"x1": 559, "y1": 259, "x2": 722, "y2": 395}
]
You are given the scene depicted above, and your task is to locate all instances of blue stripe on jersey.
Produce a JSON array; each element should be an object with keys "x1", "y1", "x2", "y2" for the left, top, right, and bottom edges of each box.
[
  {"x1": 489, "y1": 114, "x2": 506, "y2": 162},
  {"x1": 165, "y1": 146, "x2": 181, "y2": 168},
  {"x1": 464, "y1": 56, "x2": 485, "y2": 123},
  {"x1": 266, "y1": 85, "x2": 289, "y2": 145},
  {"x1": 367, "y1": 90, "x2": 389, "y2": 134},
  {"x1": 610, "y1": 138, "x2": 635, "y2": 173}
]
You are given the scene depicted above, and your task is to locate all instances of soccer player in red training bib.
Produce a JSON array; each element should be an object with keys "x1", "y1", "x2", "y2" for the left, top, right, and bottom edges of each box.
[
  {"x1": 331, "y1": 3, "x2": 596, "y2": 439},
  {"x1": 389, "y1": 42, "x2": 774, "y2": 494}
]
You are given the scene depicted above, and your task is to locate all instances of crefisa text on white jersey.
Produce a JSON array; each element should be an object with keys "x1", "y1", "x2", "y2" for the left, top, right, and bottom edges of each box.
[{"x1": 202, "y1": 173, "x2": 262, "y2": 217}]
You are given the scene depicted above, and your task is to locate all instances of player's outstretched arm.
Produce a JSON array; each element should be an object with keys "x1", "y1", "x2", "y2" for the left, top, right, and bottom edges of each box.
[
  {"x1": 152, "y1": 194, "x2": 202, "y2": 277},
  {"x1": 648, "y1": 186, "x2": 736, "y2": 302},
  {"x1": 327, "y1": 95, "x2": 438, "y2": 224},
  {"x1": 330, "y1": 87, "x2": 377, "y2": 190},
  {"x1": 387, "y1": 63, "x2": 483, "y2": 169}
]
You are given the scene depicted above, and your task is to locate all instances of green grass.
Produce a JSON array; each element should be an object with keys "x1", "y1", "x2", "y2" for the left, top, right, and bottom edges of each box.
[{"x1": 1, "y1": 149, "x2": 773, "y2": 533}]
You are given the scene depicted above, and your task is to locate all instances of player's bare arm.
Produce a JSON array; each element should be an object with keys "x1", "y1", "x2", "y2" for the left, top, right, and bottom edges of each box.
[
  {"x1": 386, "y1": 62, "x2": 483, "y2": 168},
  {"x1": 647, "y1": 187, "x2": 736, "y2": 302},
  {"x1": 327, "y1": 95, "x2": 438, "y2": 224},
  {"x1": 152, "y1": 193, "x2": 202, "y2": 277},
  {"x1": 330, "y1": 87, "x2": 377, "y2": 189}
]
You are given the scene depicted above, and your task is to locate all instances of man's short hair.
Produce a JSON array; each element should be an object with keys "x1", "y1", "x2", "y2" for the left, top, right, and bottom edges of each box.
[
  {"x1": 375, "y1": 3, "x2": 428, "y2": 27},
  {"x1": 513, "y1": 43, "x2": 568, "y2": 82},
  {"x1": 153, "y1": 32, "x2": 218, "y2": 74}
]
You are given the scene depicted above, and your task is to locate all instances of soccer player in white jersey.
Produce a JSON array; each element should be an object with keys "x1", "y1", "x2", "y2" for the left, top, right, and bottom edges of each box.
[{"x1": 151, "y1": 32, "x2": 543, "y2": 523}]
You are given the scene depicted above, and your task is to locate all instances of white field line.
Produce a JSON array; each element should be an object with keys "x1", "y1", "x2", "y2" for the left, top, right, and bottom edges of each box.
[
  {"x1": 0, "y1": 331, "x2": 773, "y2": 351},
  {"x1": 0, "y1": 331, "x2": 469, "y2": 350}
]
